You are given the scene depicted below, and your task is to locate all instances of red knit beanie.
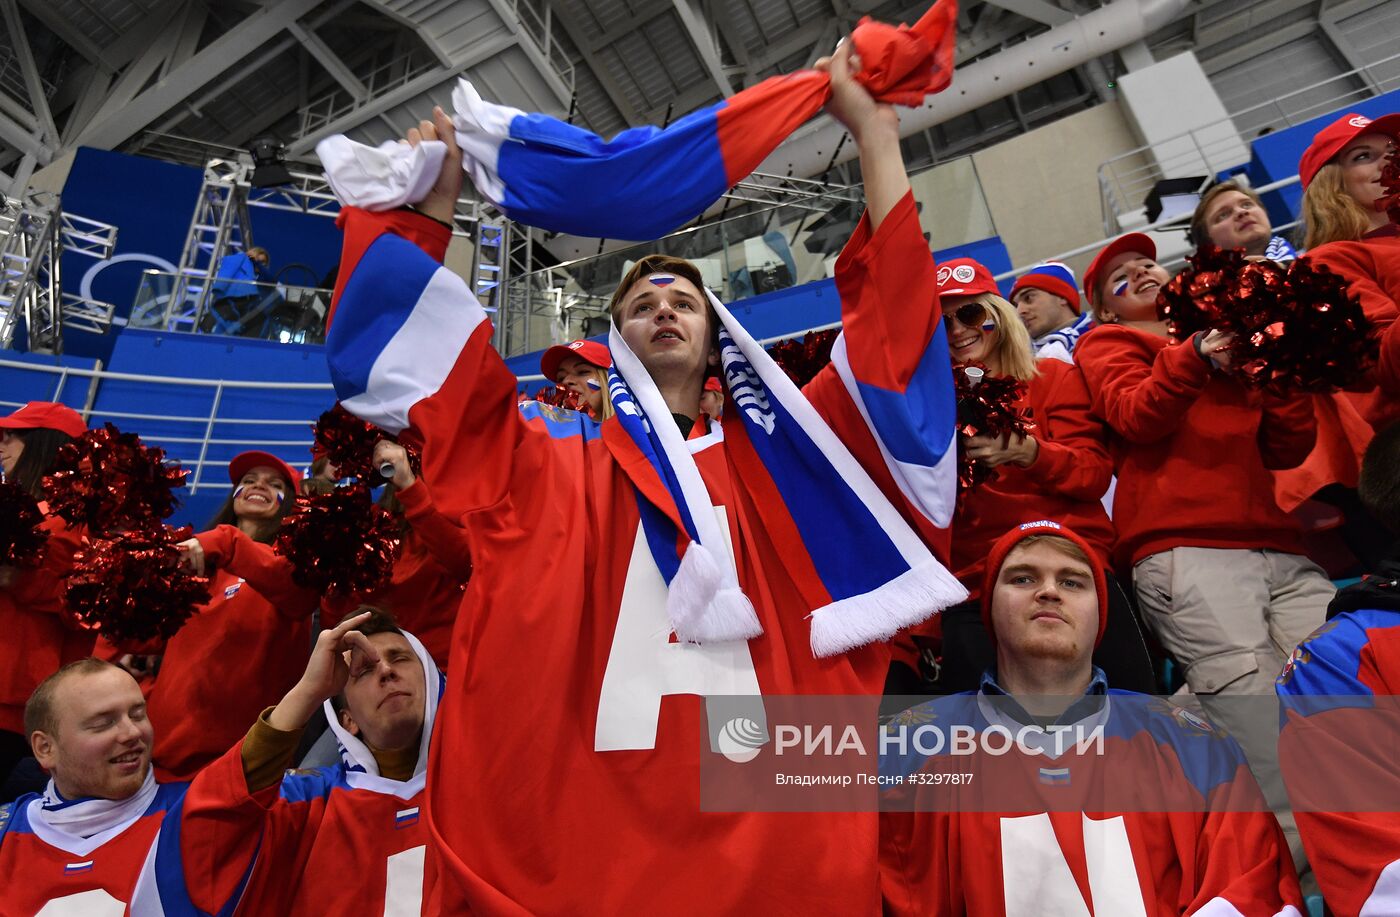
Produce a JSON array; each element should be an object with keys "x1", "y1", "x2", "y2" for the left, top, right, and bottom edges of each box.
[{"x1": 980, "y1": 520, "x2": 1109, "y2": 648}]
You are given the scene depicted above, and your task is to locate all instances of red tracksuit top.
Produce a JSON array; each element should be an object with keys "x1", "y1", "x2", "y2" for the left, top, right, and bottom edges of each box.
[
  {"x1": 1277, "y1": 596, "x2": 1400, "y2": 917},
  {"x1": 1305, "y1": 224, "x2": 1400, "y2": 432},
  {"x1": 99, "y1": 526, "x2": 319, "y2": 782},
  {"x1": 0, "y1": 742, "x2": 275, "y2": 916},
  {"x1": 1074, "y1": 324, "x2": 1315, "y2": 567},
  {"x1": 328, "y1": 194, "x2": 953, "y2": 915},
  {"x1": 952, "y1": 358, "x2": 1116, "y2": 597},
  {"x1": 0, "y1": 511, "x2": 93, "y2": 734}
]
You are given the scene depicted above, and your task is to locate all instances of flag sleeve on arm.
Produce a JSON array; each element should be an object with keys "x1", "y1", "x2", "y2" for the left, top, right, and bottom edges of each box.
[
  {"x1": 132, "y1": 740, "x2": 281, "y2": 916},
  {"x1": 1277, "y1": 612, "x2": 1400, "y2": 917},
  {"x1": 326, "y1": 207, "x2": 554, "y2": 518},
  {"x1": 1188, "y1": 748, "x2": 1305, "y2": 917},
  {"x1": 807, "y1": 191, "x2": 958, "y2": 528}
]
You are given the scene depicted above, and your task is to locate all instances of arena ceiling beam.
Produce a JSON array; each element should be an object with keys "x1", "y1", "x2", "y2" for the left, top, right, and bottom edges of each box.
[
  {"x1": 16, "y1": 0, "x2": 114, "y2": 69},
  {"x1": 545, "y1": 1, "x2": 649, "y2": 123},
  {"x1": 73, "y1": 0, "x2": 325, "y2": 152},
  {"x1": 671, "y1": 0, "x2": 736, "y2": 97},
  {"x1": 0, "y1": 0, "x2": 58, "y2": 155},
  {"x1": 287, "y1": 21, "x2": 369, "y2": 102},
  {"x1": 979, "y1": 0, "x2": 1074, "y2": 26}
]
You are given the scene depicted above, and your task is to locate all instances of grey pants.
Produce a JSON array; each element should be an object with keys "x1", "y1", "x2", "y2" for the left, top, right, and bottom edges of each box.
[{"x1": 1133, "y1": 546, "x2": 1336, "y2": 872}]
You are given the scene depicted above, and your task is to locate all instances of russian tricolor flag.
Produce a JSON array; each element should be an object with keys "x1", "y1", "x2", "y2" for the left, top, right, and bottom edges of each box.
[{"x1": 451, "y1": 0, "x2": 957, "y2": 241}]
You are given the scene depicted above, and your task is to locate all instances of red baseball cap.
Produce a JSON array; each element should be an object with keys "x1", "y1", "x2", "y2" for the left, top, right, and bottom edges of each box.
[
  {"x1": 1298, "y1": 112, "x2": 1400, "y2": 190},
  {"x1": 1081, "y1": 233, "x2": 1157, "y2": 308},
  {"x1": 936, "y1": 258, "x2": 1000, "y2": 299},
  {"x1": 540, "y1": 340, "x2": 611, "y2": 381},
  {"x1": 227, "y1": 450, "x2": 302, "y2": 489},
  {"x1": 0, "y1": 401, "x2": 86, "y2": 438},
  {"x1": 981, "y1": 520, "x2": 1109, "y2": 649}
]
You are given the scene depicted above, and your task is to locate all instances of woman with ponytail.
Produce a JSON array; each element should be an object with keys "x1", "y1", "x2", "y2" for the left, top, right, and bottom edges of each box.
[
  {"x1": 0, "y1": 402, "x2": 89, "y2": 790},
  {"x1": 100, "y1": 451, "x2": 319, "y2": 780}
]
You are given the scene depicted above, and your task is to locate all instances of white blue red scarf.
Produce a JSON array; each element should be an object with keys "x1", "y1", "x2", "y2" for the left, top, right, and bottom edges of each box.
[{"x1": 606, "y1": 285, "x2": 966, "y2": 655}]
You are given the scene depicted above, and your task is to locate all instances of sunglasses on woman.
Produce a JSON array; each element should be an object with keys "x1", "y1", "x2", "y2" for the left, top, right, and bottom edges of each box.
[{"x1": 943, "y1": 301, "x2": 988, "y2": 330}]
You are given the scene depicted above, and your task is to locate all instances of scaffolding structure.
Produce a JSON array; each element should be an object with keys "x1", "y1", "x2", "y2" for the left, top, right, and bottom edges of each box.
[
  {"x1": 163, "y1": 155, "x2": 487, "y2": 335},
  {"x1": 0, "y1": 188, "x2": 118, "y2": 354}
]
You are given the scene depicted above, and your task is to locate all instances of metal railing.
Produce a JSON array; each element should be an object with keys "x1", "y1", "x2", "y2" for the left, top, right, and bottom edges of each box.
[
  {"x1": 510, "y1": 0, "x2": 575, "y2": 96},
  {"x1": 0, "y1": 357, "x2": 334, "y2": 495},
  {"x1": 129, "y1": 270, "x2": 334, "y2": 344},
  {"x1": 0, "y1": 44, "x2": 56, "y2": 114},
  {"x1": 299, "y1": 50, "x2": 443, "y2": 139},
  {"x1": 1098, "y1": 49, "x2": 1400, "y2": 231}
]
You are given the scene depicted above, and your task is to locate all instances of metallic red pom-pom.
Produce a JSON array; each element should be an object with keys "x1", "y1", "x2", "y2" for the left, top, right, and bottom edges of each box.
[
  {"x1": 65, "y1": 526, "x2": 208, "y2": 644},
  {"x1": 1158, "y1": 245, "x2": 1244, "y2": 342},
  {"x1": 954, "y1": 363, "x2": 1036, "y2": 494},
  {"x1": 1160, "y1": 246, "x2": 1376, "y2": 395},
  {"x1": 532, "y1": 385, "x2": 584, "y2": 411},
  {"x1": 0, "y1": 481, "x2": 49, "y2": 567},
  {"x1": 767, "y1": 329, "x2": 839, "y2": 387},
  {"x1": 313, "y1": 405, "x2": 391, "y2": 482},
  {"x1": 274, "y1": 482, "x2": 401, "y2": 597},
  {"x1": 1377, "y1": 148, "x2": 1400, "y2": 227},
  {"x1": 42, "y1": 424, "x2": 185, "y2": 534}
]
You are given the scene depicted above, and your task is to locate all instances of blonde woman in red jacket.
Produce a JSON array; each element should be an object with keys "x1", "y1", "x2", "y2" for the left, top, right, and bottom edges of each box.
[
  {"x1": 931, "y1": 258, "x2": 1152, "y2": 694},
  {"x1": 0, "y1": 402, "x2": 90, "y2": 790},
  {"x1": 97, "y1": 450, "x2": 319, "y2": 781},
  {"x1": 1298, "y1": 112, "x2": 1400, "y2": 433},
  {"x1": 1076, "y1": 231, "x2": 1334, "y2": 870}
]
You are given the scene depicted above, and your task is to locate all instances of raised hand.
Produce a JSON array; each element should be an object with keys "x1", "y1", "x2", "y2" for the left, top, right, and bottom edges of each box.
[
  {"x1": 815, "y1": 42, "x2": 896, "y2": 143},
  {"x1": 373, "y1": 439, "x2": 416, "y2": 490},
  {"x1": 267, "y1": 611, "x2": 379, "y2": 732},
  {"x1": 407, "y1": 105, "x2": 464, "y2": 226}
]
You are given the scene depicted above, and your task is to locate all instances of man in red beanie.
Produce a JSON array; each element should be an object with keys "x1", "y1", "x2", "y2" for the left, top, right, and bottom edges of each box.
[
  {"x1": 880, "y1": 520, "x2": 1304, "y2": 916},
  {"x1": 1009, "y1": 262, "x2": 1093, "y2": 365}
]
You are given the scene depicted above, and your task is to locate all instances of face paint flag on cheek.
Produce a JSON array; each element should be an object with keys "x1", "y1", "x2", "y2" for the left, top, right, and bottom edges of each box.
[
  {"x1": 981, "y1": 320, "x2": 996, "y2": 332},
  {"x1": 1112, "y1": 279, "x2": 1130, "y2": 297},
  {"x1": 586, "y1": 378, "x2": 602, "y2": 391}
]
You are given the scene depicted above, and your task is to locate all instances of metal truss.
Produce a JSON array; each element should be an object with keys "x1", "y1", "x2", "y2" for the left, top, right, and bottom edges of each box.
[{"x1": 0, "y1": 189, "x2": 118, "y2": 353}]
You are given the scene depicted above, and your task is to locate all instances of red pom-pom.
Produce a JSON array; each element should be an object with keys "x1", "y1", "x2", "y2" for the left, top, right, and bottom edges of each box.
[
  {"x1": 1158, "y1": 245, "x2": 1244, "y2": 342},
  {"x1": 1161, "y1": 246, "x2": 1377, "y2": 395},
  {"x1": 1378, "y1": 148, "x2": 1400, "y2": 227},
  {"x1": 767, "y1": 329, "x2": 839, "y2": 387},
  {"x1": 954, "y1": 363, "x2": 1035, "y2": 494},
  {"x1": 313, "y1": 405, "x2": 390, "y2": 481},
  {"x1": 275, "y1": 483, "x2": 401, "y2": 596},
  {"x1": 532, "y1": 385, "x2": 584, "y2": 411},
  {"x1": 65, "y1": 526, "x2": 208, "y2": 644},
  {"x1": 0, "y1": 481, "x2": 49, "y2": 567},
  {"x1": 43, "y1": 424, "x2": 185, "y2": 534}
]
